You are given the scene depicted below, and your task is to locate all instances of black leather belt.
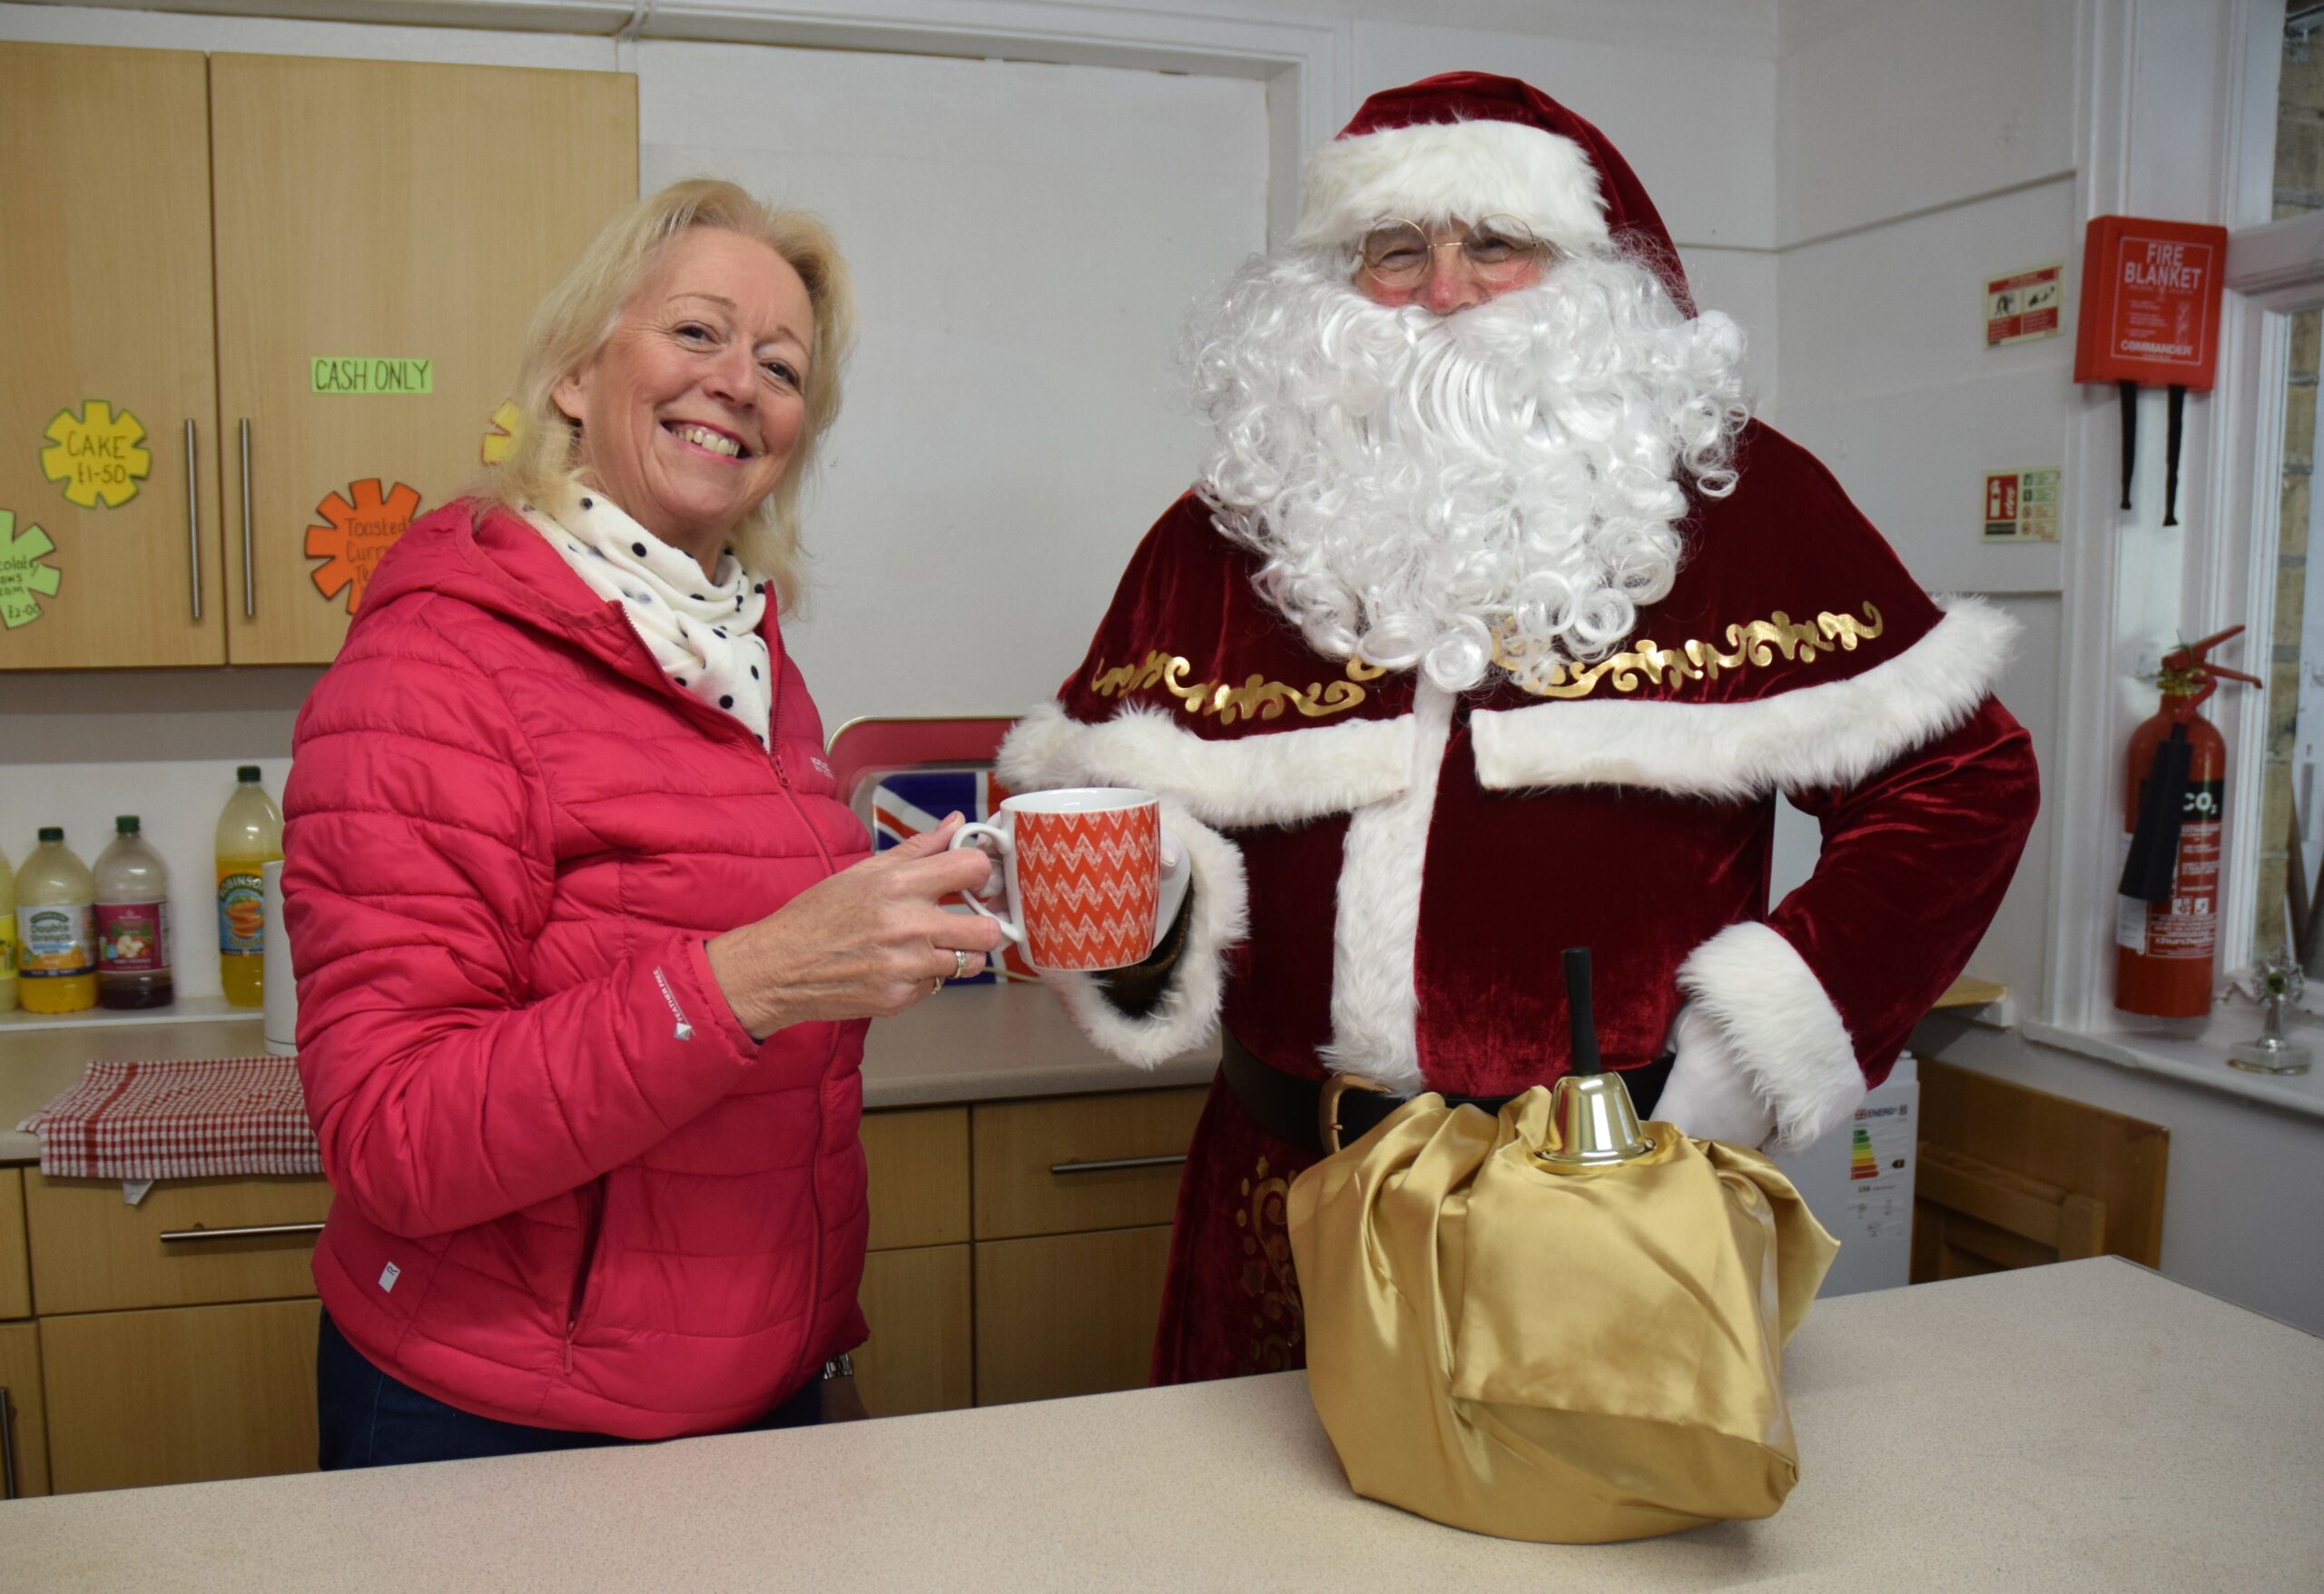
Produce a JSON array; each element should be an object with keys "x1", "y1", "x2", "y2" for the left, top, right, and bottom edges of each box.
[{"x1": 1220, "y1": 1030, "x2": 1672, "y2": 1156}]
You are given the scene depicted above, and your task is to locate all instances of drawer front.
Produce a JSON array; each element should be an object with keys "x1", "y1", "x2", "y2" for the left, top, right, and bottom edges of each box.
[
  {"x1": 861, "y1": 1107, "x2": 970, "y2": 1251},
  {"x1": 971, "y1": 1087, "x2": 1206, "y2": 1241},
  {"x1": 854, "y1": 1243, "x2": 972, "y2": 1417},
  {"x1": 42, "y1": 1298, "x2": 320, "y2": 1493},
  {"x1": 0, "y1": 1319, "x2": 50, "y2": 1496},
  {"x1": 973, "y1": 1225, "x2": 1173, "y2": 1406},
  {"x1": 26, "y1": 1173, "x2": 332, "y2": 1315},
  {"x1": 0, "y1": 1169, "x2": 29, "y2": 1320}
]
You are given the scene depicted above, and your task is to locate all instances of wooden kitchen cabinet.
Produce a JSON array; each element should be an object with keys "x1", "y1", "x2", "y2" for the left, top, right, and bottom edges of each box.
[
  {"x1": 40, "y1": 1298, "x2": 320, "y2": 1493},
  {"x1": 967, "y1": 1087, "x2": 1205, "y2": 1407},
  {"x1": 972, "y1": 1225, "x2": 1176, "y2": 1406},
  {"x1": 0, "y1": 44, "x2": 636, "y2": 671},
  {"x1": 0, "y1": 1168, "x2": 30, "y2": 1321},
  {"x1": 0, "y1": 1321, "x2": 51, "y2": 1497},
  {"x1": 0, "y1": 44, "x2": 225, "y2": 668},
  {"x1": 212, "y1": 54, "x2": 636, "y2": 664},
  {"x1": 855, "y1": 1244, "x2": 973, "y2": 1418},
  {"x1": 25, "y1": 1172, "x2": 330, "y2": 1316}
]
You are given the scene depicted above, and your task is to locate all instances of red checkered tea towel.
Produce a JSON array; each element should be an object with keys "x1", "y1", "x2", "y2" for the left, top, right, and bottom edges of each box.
[{"x1": 17, "y1": 1058, "x2": 321, "y2": 1180}]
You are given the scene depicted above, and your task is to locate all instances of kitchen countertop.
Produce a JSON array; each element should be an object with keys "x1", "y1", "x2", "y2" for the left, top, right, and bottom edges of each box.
[
  {"x1": 4, "y1": 1258, "x2": 2316, "y2": 1590},
  {"x1": 0, "y1": 982, "x2": 1216, "y2": 1165}
]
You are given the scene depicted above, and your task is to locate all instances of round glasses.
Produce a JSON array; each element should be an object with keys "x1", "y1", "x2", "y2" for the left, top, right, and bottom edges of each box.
[{"x1": 1356, "y1": 216, "x2": 1544, "y2": 289}]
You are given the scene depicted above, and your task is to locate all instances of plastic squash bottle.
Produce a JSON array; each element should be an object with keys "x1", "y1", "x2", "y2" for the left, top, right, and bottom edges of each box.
[
  {"x1": 96, "y1": 816, "x2": 174, "y2": 1010},
  {"x1": 217, "y1": 766, "x2": 284, "y2": 1008},
  {"x1": 17, "y1": 828, "x2": 98, "y2": 1014}
]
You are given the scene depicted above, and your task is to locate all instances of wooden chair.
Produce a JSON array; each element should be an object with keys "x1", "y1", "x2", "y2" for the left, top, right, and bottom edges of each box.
[{"x1": 1910, "y1": 1059, "x2": 2168, "y2": 1283}]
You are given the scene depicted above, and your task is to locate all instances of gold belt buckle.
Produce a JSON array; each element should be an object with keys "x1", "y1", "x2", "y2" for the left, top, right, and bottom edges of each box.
[{"x1": 1317, "y1": 1072, "x2": 1394, "y2": 1156}]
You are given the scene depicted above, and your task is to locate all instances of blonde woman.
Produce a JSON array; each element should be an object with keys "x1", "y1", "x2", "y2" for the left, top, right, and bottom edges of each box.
[{"x1": 284, "y1": 179, "x2": 1002, "y2": 1466}]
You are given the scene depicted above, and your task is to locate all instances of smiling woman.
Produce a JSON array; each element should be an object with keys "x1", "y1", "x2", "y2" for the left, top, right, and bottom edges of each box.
[{"x1": 279, "y1": 179, "x2": 1005, "y2": 1471}]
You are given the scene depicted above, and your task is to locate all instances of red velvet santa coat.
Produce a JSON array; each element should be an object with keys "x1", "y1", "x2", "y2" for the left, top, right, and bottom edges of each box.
[{"x1": 999, "y1": 420, "x2": 2037, "y2": 1382}]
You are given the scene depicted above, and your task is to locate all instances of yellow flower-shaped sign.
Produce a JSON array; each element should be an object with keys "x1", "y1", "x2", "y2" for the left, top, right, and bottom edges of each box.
[
  {"x1": 480, "y1": 398, "x2": 525, "y2": 465},
  {"x1": 41, "y1": 400, "x2": 151, "y2": 509},
  {"x1": 0, "y1": 508, "x2": 62, "y2": 628}
]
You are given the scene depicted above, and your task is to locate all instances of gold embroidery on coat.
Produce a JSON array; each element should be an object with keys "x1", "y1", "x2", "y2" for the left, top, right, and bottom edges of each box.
[
  {"x1": 1236, "y1": 1155, "x2": 1304, "y2": 1373},
  {"x1": 1494, "y1": 604, "x2": 1887, "y2": 700},
  {"x1": 1089, "y1": 651, "x2": 1384, "y2": 726}
]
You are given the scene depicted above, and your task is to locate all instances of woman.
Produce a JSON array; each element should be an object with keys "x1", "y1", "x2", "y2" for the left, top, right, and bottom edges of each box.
[{"x1": 284, "y1": 179, "x2": 1002, "y2": 1466}]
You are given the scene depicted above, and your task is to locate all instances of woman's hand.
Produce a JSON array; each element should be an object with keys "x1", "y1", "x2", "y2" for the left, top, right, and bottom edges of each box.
[{"x1": 706, "y1": 813, "x2": 1005, "y2": 1038}]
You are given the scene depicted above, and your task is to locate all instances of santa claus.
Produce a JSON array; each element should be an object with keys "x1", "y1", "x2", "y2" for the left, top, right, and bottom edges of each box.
[{"x1": 997, "y1": 73, "x2": 2039, "y2": 1384}]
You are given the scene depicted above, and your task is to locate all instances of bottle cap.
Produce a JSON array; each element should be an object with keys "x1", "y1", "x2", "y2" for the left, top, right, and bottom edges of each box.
[
  {"x1": 116, "y1": 816, "x2": 140, "y2": 833},
  {"x1": 37, "y1": 826, "x2": 62, "y2": 842},
  {"x1": 237, "y1": 764, "x2": 261, "y2": 782}
]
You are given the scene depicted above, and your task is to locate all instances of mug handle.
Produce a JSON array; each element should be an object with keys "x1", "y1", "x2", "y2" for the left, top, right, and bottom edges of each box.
[
  {"x1": 1154, "y1": 826, "x2": 1192, "y2": 946},
  {"x1": 949, "y1": 822, "x2": 1025, "y2": 946}
]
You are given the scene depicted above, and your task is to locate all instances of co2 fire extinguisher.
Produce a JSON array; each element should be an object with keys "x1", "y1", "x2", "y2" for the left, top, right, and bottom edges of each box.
[{"x1": 2115, "y1": 625, "x2": 2260, "y2": 1017}]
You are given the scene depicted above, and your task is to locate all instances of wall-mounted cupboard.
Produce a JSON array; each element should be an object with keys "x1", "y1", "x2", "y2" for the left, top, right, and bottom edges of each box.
[{"x1": 0, "y1": 43, "x2": 636, "y2": 670}]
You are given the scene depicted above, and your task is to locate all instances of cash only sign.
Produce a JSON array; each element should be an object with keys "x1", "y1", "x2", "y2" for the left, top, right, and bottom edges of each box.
[{"x1": 310, "y1": 357, "x2": 434, "y2": 395}]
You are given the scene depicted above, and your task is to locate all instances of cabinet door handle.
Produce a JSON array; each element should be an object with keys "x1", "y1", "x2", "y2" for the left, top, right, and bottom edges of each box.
[
  {"x1": 157, "y1": 1221, "x2": 326, "y2": 1244},
  {"x1": 1, "y1": 1385, "x2": 16, "y2": 1502},
  {"x1": 1048, "y1": 1154, "x2": 1186, "y2": 1176},
  {"x1": 238, "y1": 418, "x2": 255, "y2": 619},
  {"x1": 184, "y1": 419, "x2": 202, "y2": 622}
]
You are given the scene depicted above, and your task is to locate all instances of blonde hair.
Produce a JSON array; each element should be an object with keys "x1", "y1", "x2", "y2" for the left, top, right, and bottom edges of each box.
[{"x1": 478, "y1": 178, "x2": 855, "y2": 614}]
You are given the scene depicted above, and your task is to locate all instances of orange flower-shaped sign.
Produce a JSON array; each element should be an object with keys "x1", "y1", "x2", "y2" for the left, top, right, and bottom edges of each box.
[{"x1": 306, "y1": 478, "x2": 422, "y2": 615}]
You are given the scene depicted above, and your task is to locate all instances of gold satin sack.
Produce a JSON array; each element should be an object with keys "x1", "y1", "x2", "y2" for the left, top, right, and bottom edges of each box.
[{"x1": 1285, "y1": 1088, "x2": 1838, "y2": 1543}]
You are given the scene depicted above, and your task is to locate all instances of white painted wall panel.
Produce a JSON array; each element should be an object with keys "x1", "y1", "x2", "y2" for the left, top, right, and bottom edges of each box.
[
  {"x1": 1776, "y1": 0, "x2": 2077, "y2": 245},
  {"x1": 1779, "y1": 175, "x2": 2077, "y2": 404},
  {"x1": 636, "y1": 40, "x2": 1268, "y2": 727},
  {"x1": 1354, "y1": 19, "x2": 1779, "y2": 250}
]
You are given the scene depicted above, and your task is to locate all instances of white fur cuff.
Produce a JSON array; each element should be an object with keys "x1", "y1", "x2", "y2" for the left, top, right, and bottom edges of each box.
[
  {"x1": 1040, "y1": 801, "x2": 1247, "y2": 1069},
  {"x1": 1675, "y1": 922, "x2": 1864, "y2": 1152}
]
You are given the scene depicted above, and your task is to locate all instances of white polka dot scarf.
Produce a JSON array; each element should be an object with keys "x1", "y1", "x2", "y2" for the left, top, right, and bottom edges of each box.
[{"x1": 522, "y1": 493, "x2": 774, "y2": 747}]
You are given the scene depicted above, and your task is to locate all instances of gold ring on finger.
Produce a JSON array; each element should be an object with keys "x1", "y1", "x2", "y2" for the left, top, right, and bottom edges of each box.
[{"x1": 952, "y1": 948, "x2": 970, "y2": 980}]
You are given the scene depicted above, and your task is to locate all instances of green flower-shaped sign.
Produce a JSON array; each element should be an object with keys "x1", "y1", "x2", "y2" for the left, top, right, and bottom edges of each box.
[{"x1": 0, "y1": 508, "x2": 62, "y2": 628}]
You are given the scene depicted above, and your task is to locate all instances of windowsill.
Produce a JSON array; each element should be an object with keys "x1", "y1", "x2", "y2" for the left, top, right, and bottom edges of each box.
[
  {"x1": 0, "y1": 994, "x2": 251, "y2": 1034},
  {"x1": 2021, "y1": 1015, "x2": 2324, "y2": 1124}
]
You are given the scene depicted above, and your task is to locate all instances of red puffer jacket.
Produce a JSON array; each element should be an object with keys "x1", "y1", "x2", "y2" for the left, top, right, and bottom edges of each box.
[{"x1": 285, "y1": 500, "x2": 871, "y2": 1441}]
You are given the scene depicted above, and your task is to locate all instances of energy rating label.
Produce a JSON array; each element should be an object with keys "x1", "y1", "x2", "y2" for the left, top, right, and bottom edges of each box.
[
  {"x1": 1837, "y1": 1097, "x2": 1915, "y2": 1244},
  {"x1": 0, "y1": 508, "x2": 61, "y2": 627},
  {"x1": 42, "y1": 399, "x2": 151, "y2": 508},
  {"x1": 1984, "y1": 467, "x2": 2061, "y2": 542}
]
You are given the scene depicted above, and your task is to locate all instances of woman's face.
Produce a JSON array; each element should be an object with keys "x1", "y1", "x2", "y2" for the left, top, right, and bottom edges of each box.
[{"x1": 554, "y1": 228, "x2": 813, "y2": 562}]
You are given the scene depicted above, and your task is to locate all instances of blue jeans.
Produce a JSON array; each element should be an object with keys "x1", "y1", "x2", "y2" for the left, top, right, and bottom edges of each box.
[{"x1": 316, "y1": 1311, "x2": 822, "y2": 1469}]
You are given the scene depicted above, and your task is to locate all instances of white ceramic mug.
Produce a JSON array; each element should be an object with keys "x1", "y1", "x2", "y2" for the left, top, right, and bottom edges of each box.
[{"x1": 950, "y1": 788, "x2": 1189, "y2": 972}]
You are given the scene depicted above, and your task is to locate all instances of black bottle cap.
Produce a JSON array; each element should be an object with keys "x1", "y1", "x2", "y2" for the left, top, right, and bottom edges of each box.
[
  {"x1": 115, "y1": 816, "x2": 140, "y2": 833},
  {"x1": 237, "y1": 765, "x2": 262, "y2": 782},
  {"x1": 37, "y1": 826, "x2": 63, "y2": 843}
]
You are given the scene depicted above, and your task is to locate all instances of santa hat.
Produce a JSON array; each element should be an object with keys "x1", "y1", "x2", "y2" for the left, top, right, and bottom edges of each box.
[{"x1": 1295, "y1": 73, "x2": 1693, "y2": 314}]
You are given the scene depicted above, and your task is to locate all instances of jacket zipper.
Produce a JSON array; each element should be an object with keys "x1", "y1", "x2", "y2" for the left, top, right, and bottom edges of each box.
[
  {"x1": 613, "y1": 601, "x2": 846, "y2": 1391},
  {"x1": 563, "y1": 1176, "x2": 606, "y2": 1375}
]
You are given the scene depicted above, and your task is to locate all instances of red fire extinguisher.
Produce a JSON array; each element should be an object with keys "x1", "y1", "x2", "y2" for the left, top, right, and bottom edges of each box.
[{"x1": 2115, "y1": 625, "x2": 2260, "y2": 1017}]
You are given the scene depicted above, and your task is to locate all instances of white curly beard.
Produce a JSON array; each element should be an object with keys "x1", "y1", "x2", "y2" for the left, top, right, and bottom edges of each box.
[{"x1": 1186, "y1": 248, "x2": 1752, "y2": 693}]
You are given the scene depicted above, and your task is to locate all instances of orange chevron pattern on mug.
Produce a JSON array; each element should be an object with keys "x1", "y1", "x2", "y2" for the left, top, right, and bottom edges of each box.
[
  {"x1": 1014, "y1": 805, "x2": 1159, "y2": 969},
  {"x1": 950, "y1": 788, "x2": 1185, "y2": 972}
]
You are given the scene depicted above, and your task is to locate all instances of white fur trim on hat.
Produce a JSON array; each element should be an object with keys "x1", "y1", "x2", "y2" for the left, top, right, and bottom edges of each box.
[{"x1": 1294, "y1": 119, "x2": 1612, "y2": 254}]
